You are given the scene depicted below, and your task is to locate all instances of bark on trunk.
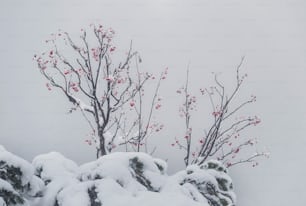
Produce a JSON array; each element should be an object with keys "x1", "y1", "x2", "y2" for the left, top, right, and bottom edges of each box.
[{"x1": 98, "y1": 128, "x2": 107, "y2": 157}]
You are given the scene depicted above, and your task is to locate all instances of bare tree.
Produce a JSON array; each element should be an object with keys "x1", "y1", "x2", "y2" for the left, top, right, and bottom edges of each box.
[
  {"x1": 113, "y1": 63, "x2": 167, "y2": 154},
  {"x1": 34, "y1": 24, "x2": 267, "y2": 167},
  {"x1": 174, "y1": 57, "x2": 268, "y2": 167},
  {"x1": 34, "y1": 24, "x2": 163, "y2": 157}
]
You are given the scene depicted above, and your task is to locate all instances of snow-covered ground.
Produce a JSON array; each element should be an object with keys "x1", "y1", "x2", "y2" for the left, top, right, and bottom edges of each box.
[{"x1": 0, "y1": 145, "x2": 235, "y2": 206}]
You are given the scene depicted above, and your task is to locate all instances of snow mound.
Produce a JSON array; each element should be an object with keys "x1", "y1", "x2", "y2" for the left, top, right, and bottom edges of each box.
[
  {"x1": 0, "y1": 146, "x2": 236, "y2": 206},
  {"x1": 54, "y1": 152, "x2": 207, "y2": 206},
  {"x1": 32, "y1": 152, "x2": 80, "y2": 206},
  {"x1": 0, "y1": 146, "x2": 44, "y2": 206},
  {"x1": 0, "y1": 179, "x2": 23, "y2": 205},
  {"x1": 168, "y1": 160, "x2": 236, "y2": 206},
  {"x1": 32, "y1": 152, "x2": 78, "y2": 183},
  {"x1": 0, "y1": 148, "x2": 34, "y2": 186},
  {"x1": 78, "y1": 152, "x2": 166, "y2": 193}
]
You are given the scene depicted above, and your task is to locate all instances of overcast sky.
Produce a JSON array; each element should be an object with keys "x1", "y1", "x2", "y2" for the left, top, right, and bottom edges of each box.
[{"x1": 1, "y1": 0, "x2": 306, "y2": 205}]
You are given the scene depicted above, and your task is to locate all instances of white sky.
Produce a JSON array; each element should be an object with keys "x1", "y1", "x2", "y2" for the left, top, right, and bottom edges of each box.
[{"x1": 0, "y1": 0, "x2": 306, "y2": 205}]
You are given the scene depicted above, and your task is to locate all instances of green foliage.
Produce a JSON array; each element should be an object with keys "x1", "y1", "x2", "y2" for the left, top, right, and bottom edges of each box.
[
  {"x1": 0, "y1": 155, "x2": 43, "y2": 205},
  {"x1": 0, "y1": 161, "x2": 23, "y2": 190},
  {"x1": 154, "y1": 162, "x2": 165, "y2": 174},
  {"x1": 0, "y1": 160, "x2": 27, "y2": 206},
  {"x1": 88, "y1": 186, "x2": 102, "y2": 206},
  {"x1": 0, "y1": 188, "x2": 24, "y2": 206},
  {"x1": 129, "y1": 157, "x2": 159, "y2": 192},
  {"x1": 220, "y1": 198, "x2": 229, "y2": 206},
  {"x1": 129, "y1": 157, "x2": 144, "y2": 174},
  {"x1": 216, "y1": 178, "x2": 228, "y2": 192},
  {"x1": 202, "y1": 161, "x2": 227, "y2": 173},
  {"x1": 180, "y1": 160, "x2": 235, "y2": 206}
]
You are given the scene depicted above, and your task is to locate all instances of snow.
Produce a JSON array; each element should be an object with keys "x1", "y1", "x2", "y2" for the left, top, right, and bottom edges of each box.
[
  {"x1": 32, "y1": 152, "x2": 79, "y2": 182},
  {"x1": 56, "y1": 177, "x2": 207, "y2": 206},
  {"x1": 52, "y1": 152, "x2": 219, "y2": 206},
  {"x1": 77, "y1": 99, "x2": 94, "y2": 113},
  {"x1": 78, "y1": 152, "x2": 166, "y2": 194},
  {"x1": 153, "y1": 158, "x2": 167, "y2": 174},
  {"x1": 0, "y1": 145, "x2": 6, "y2": 153},
  {"x1": 0, "y1": 147, "x2": 34, "y2": 186},
  {"x1": 133, "y1": 190, "x2": 206, "y2": 206},
  {"x1": 38, "y1": 177, "x2": 79, "y2": 206},
  {"x1": 0, "y1": 179, "x2": 15, "y2": 193},
  {"x1": 56, "y1": 181, "x2": 92, "y2": 206},
  {"x1": 0, "y1": 145, "x2": 44, "y2": 206},
  {"x1": 27, "y1": 176, "x2": 45, "y2": 197},
  {"x1": 0, "y1": 197, "x2": 6, "y2": 206},
  {"x1": 31, "y1": 152, "x2": 80, "y2": 206},
  {"x1": 1, "y1": 146, "x2": 236, "y2": 206}
]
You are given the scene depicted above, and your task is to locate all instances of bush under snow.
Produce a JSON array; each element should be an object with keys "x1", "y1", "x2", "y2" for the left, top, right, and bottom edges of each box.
[
  {"x1": 0, "y1": 146, "x2": 236, "y2": 206},
  {"x1": 0, "y1": 146, "x2": 44, "y2": 206}
]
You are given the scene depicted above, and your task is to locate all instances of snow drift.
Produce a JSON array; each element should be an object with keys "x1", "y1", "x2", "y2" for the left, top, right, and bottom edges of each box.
[{"x1": 0, "y1": 145, "x2": 236, "y2": 206}]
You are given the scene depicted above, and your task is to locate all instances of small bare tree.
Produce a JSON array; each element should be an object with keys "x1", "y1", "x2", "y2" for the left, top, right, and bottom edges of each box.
[
  {"x1": 111, "y1": 62, "x2": 167, "y2": 154},
  {"x1": 34, "y1": 24, "x2": 164, "y2": 157},
  {"x1": 122, "y1": 64, "x2": 167, "y2": 153},
  {"x1": 174, "y1": 57, "x2": 268, "y2": 167}
]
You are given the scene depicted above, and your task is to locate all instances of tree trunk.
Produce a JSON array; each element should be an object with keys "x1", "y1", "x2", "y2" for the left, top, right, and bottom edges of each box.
[{"x1": 98, "y1": 128, "x2": 107, "y2": 157}]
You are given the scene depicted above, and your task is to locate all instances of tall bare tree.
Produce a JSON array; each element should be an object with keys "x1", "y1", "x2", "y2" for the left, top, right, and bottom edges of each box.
[{"x1": 34, "y1": 24, "x2": 163, "y2": 157}]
